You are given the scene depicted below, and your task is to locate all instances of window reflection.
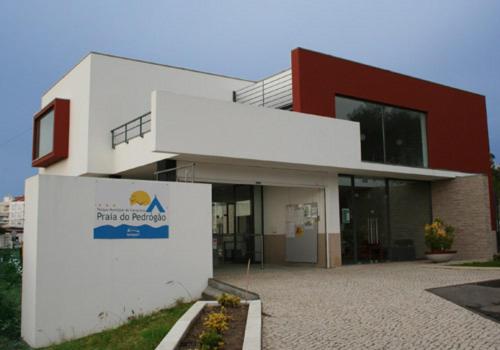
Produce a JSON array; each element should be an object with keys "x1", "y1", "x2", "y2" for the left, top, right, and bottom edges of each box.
[
  {"x1": 384, "y1": 107, "x2": 427, "y2": 167},
  {"x1": 388, "y1": 180, "x2": 431, "y2": 259},
  {"x1": 37, "y1": 110, "x2": 54, "y2": 158},
  {"x1": 336, "y1": 96, "x2": 428, "y2": 167}
]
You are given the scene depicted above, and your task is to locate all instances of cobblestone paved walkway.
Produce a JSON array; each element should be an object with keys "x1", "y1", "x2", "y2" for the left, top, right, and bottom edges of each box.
[{"x1": 215, "y1": 262, "x2": 500, "y2": 350}]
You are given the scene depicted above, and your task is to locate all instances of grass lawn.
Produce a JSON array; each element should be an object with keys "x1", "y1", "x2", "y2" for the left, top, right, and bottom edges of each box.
[
  {"x1": 453, "y1": 260, "x2": 500, "y2": 267},
  {"x1": 40, "y1": 302, "x2": 193, "y2": 350},
  {"x1": 1, "y1": 248, "x2": 193, "y2": 350},
  {"x1": 1, "y1": 302, "x2": 193, "y2": 350}
]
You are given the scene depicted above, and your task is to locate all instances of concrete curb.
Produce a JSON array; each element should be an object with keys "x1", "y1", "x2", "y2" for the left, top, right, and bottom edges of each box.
[
  {"x1": 419, "y1": 259, "x2": 500, "y2": 271},
  {"x1": 155, "y1": 301, "x2": 214, "y2": 350},
  {"x1": 422, "y1": 264, "x2": 500, "y2": 271},
  {"x1": 207, "y1": 278, "x2": 260, "y2": 300},
  {"x1": 155, "y1": 300, "x2": 261, "y2": 350},
  {"x1": 243, "y1": 300, "x2": 262, "y2": 350}
]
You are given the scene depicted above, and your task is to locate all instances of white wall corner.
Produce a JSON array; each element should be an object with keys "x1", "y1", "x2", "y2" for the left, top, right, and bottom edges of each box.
[
  {"x1": 21, "y1": 175, "x2": 40, "y2": 346},
  {"x1": 325, "y1": 174, "x2": 340, "y2": 234}
]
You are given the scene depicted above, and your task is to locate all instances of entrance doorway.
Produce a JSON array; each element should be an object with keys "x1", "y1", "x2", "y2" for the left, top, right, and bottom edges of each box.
[
  {"x1": 339, "y1": 175, "x2": 431, "y2": 264},
  {"x1": 285, "y1": 203, "x2": 319, "y2": 263},
  {"x1": 212, "y1": 184, "x2": 263, "y2": 265}
]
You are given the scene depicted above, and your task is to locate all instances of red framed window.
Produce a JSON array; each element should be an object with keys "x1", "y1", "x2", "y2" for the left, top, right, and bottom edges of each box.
[{"x1": 32, "y1": 98, "x2": 70, "y2": 167}]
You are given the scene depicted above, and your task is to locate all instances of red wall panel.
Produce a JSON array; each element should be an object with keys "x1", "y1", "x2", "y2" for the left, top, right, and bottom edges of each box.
[{"x1": 291, "y1": 48, "x2": 495, "y2": 229}]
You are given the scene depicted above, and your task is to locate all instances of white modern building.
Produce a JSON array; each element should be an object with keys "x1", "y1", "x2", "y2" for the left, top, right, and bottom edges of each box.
[
  {"x1": 30, "y1": 49, "x2": 496, "y2": 267},
  {"x1": 21, "y1": 47, "x2": 498, "y2": 348}
]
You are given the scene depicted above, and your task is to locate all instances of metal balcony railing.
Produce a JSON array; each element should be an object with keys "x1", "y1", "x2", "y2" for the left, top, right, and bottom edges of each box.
[
  {"x1": 233, "y1": 69, "x2": 292, "y2": 110},
  {"x1": 111, "y1": 112, "x2": 151, "y2": 148}
]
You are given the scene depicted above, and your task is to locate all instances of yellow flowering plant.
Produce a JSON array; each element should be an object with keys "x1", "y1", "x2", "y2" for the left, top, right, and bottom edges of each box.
[
  {"x1": 424, "y1": 218, "x2": 455, "y2": 253},
  {"x1": 217, "y1": 293, "x2": 241, "y2": 308},
  {"x1": 203, "y1": 308, "x2": 230, "y2": 333}
]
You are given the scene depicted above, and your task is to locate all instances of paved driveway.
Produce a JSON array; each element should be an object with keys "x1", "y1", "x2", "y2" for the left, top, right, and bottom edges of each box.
[{"x1": 215, "y1": 262, "x2": 500, "y2": 350}]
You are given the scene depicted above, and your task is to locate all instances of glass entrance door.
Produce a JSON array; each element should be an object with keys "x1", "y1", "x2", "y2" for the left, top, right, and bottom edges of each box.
[
  {"x1": 340, "y1": 175, "x2": 431, "y2": 264},
  {"x1": 339, "y1": 177, "x2": 356, "y2": 263},
  {"x1": 340, "y1": 176, "x2": 388, "y2": 263},
  {"x1": 353, "y1": 177, "x2": 388, "y2": 263},
  {"x1": 212, "y1": 184, "x2": 262, "y2": 265}
]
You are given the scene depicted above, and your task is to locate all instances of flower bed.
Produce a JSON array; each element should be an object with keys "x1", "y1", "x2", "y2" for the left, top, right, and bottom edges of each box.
[
  {"x1": 155, "y1": 293, "x2": 261, "y2": 350},
  {"x1": 178, "y1": 304, "x2": 248, "y2": 349}
]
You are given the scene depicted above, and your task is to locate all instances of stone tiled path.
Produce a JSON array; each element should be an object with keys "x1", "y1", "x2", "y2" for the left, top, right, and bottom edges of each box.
[{"x1": 215, "y1": 262, "x2": 500, "y2": 350}]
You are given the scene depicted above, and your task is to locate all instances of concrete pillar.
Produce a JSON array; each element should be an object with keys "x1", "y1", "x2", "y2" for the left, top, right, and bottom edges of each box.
[
  {"x1": 432, "y1": 174, "x2": 497, "y2": 260},
  {"x1": 324, "y1": 174, "x2": 342, "y2": 267}
]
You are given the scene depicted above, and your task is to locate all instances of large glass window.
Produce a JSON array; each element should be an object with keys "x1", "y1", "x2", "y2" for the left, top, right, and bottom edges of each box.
[
  {"x1": 35, "y1": 109, "x2": 55, "y2": 159},
  {"x1": 339, "y1": 175, "x2": 432, "y2": 263},
  {"x1": 336, "y1": 96, "x2": 428, "y2": 167},
  {"x1": 388, "y1": 180, "x2": 431, "y2": 259}
]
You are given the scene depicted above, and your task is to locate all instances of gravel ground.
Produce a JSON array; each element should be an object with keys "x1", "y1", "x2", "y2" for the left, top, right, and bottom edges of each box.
[{"x1": 215, "y1": 262, "x2": 500, "y2": 350}]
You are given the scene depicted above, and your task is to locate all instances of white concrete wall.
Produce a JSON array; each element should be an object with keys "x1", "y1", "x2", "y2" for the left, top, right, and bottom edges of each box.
[
  {"x1": 113, "y1": 133, "x2": 175, "y2": 175},
  {"x1": 153, "y1": 90, "x2": 362, "y2": 169},
  {"x1": 87, "y1": 54, "x2": 251, "y2": 175},
  {"x1": 324, "y1": 175, "x2": 340, "y2": 234},
  {"x1": 22, "y1": 175, "x2": 212, "y2": 348},
  {"x1": 40, "y1": 56, "x2": 92, "y2": 176},
  {"x1": 264, "y1": 187, "x2": 326, "y2": 236},
  {"x1": 40, "y1": 53, "x2": 251, "y2": 176}
]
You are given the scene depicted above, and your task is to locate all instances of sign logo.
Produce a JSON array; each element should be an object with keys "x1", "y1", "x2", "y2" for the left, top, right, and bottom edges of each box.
[{"x1": 93, "y1": 184, "x2": 169, "y2": 240}]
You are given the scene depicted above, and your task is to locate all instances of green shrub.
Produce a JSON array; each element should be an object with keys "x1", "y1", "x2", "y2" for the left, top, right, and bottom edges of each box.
[
  {"x1": 199, "y1": 329, "x2": 224, "y2": 350},
  {"x1": 0, "y1": 295, "x2": 20, "y2": 340},
  {"x1": 0, "y1": 249, "x2": 22, "y2": 340},
  {"x1": 0, "y1": 250, "x2": 22, "y2": 286}
]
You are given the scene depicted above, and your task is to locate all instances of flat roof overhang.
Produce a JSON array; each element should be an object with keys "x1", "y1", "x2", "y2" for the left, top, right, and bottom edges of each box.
[
  {"x1": 164, "y1": 154, "x2": 471, "y2": 182},
  {"x1": 149, "y1": 90, "x2": 473, "y2": 182}
]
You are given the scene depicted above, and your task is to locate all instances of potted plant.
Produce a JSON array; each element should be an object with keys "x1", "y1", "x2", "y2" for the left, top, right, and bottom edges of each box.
[{"x1": 424, "y1": 218, "x2": 456, "y2": 263}]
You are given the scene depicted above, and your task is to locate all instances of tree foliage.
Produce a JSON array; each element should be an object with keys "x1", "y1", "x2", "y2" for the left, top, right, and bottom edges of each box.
[
  {"x1": 492, "y1": 154, "x2": 500, "y2": 200},
  {"x1": 0, "y1": 249, "x2": 22, "y2": 340}
]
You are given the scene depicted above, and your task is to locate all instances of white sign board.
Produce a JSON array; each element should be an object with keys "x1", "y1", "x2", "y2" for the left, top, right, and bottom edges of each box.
[{"x1": 94, "y1": 181, "x2": 169, "y2": 239}]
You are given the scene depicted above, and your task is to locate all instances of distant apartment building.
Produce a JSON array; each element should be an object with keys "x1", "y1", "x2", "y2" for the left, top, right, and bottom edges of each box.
[
  {"x1": 0, "y1": 195, "x2": 13, "y2": 227},
  {"x1": 9, "y1": 195, "x2": 25, "y2": 229},
  {"x1": 0, "y1": 195, "x2": 25, "y2": 248}
]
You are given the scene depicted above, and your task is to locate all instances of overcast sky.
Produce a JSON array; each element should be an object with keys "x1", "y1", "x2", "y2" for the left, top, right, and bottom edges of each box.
[{"x1": 0, "y1": 0, "x2": 499, "y2": 196}]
